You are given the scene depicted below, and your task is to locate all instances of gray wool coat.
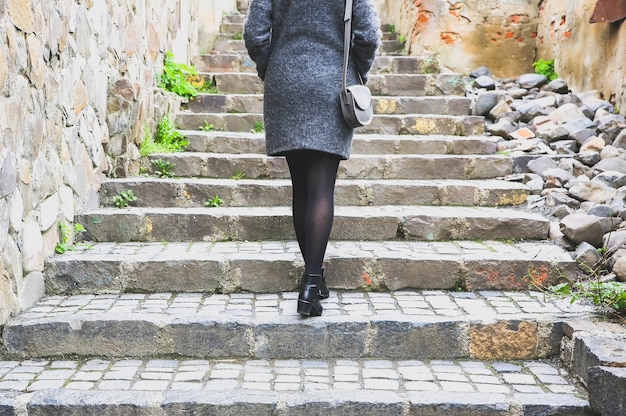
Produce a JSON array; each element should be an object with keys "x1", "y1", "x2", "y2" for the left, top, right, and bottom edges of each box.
[{"x1": 243, "y1": 0, "x2": 381, "y2": 160}]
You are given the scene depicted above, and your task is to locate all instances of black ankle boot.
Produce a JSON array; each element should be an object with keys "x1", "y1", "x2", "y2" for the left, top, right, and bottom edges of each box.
[
  {"x1": 297, "y1": 273, "x2": 323, "y2": 317},
  {"x1": 319, "y1": 267, "x2": 329, "y2": 300}
]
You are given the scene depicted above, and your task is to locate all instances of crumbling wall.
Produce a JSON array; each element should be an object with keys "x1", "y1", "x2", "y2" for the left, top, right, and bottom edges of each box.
[{"x1": 536, "y1": 0, "x2": 626, "y2": 115}]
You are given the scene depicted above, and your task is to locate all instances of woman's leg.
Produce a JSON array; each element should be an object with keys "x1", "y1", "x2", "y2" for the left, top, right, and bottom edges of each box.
[
  {"x1": 286, "y1": 150, "x2": 340, "y2": 316},
  {"x1": 286, "y1": 150, "x2": 340, "y2": 274}
]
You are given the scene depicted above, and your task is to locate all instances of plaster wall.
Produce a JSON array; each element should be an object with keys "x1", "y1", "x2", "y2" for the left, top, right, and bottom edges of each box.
[{"x1": 536, "y1": 0, "x2": 626, "y2": 114}]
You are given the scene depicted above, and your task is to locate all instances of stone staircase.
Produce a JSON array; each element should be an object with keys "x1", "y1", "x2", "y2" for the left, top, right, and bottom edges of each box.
[{"x1": 0, "y1": 4, "x2": 610, "y2": 416}]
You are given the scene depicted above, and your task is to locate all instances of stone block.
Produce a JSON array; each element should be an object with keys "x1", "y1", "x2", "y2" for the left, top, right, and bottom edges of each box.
[
  {"x1": 378, "y1": 257, "x2": 461, "y2": 290},
  {"x1": 165, "y1": 318, "x2": 253, "y2": 358},
  {"x1": 470, "y1": 320, "x2": 542, "y2": 360},
  {"x1": 286, "y1": 390, "x2": 404, "y2": 416},
  {"x1": 254, "y1": 318, "x2": 369, "y2": 359},
  {"x1": 27, "y1": 390, "x2": 160, "y2": 416},
  {"x1": 44, "y1": 259, "x2": 125, "y2": 295},
  {"x1": 163, "y1": 390, "x2": 279, "y2": 415},
  {"x1": 368, "y1": 317, "x2": 467, "y2": 359},
  {"x1": 234, "y1": 258, "x2": 299, "y2": 292},
  {"x1": 515, "y1": 393, "x2": 592, "y2": 416},
  {"x1": 3, "y1": 317, "x2": 159, "y2": 358},
  {"x1": 130, "y1": 258, "x2": 225, "y2": 293},
  {"x1": 588, "y1": 366, "x2": 626, "y2": 416},
  {"x1": 409, "y1": 392, "x2": 510, "y2": 415},
  {"x1": 0, "y1": 391, "x2": 17, "y2": 416},
  {"x1": 572, "y1": 335, "x2": 626, "y2": 384}
]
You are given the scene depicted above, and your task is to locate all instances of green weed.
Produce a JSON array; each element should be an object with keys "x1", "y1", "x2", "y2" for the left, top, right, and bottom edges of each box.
[
  {"x1": 55, "y1": 223, "x2": 91, "y2": 254},
  {"x1": 151, "y1": 159, "x2": 176, "y2": 178},
  {"x1": 113, "y1": 190, "x2": 138, "y2": 208},
  {"x1": 157, "y1": 51, "x2": 199, "y2": 98},
  {"x1": 205, "y1": 195, "x2": 224, "y2": 207},
  {"x1": 532, "y1": 59, "x2": 558, "y2": 81}
]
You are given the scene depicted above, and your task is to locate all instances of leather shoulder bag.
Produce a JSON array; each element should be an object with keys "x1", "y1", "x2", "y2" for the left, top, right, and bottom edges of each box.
[{"x1": 339, "y1": 0, "x2": 374, "y2": 128}]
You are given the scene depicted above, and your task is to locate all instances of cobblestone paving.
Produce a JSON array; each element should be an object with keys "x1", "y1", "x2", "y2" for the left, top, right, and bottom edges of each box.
[
  {"x1": 18, "y1": 290, "x2": 594, "y2": 320},
  {"x1": 0, "y1": 358, "x2": 583, "y2": 396}
]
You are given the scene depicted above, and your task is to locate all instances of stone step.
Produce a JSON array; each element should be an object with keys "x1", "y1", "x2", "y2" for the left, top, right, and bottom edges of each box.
[
  {"x1": 213, "y1": 38, "x2": 247, "y2": 53},
  {"x1": 185, "y1": 93, "x2": 472, "y2": 116},
  {"x1": 181, "y1": 132, "x2": 502, "y2": 156},
  {"x1": 75, "y1": 205, "x2": 550, "y2": 243},
  {"x1": 43, "y1": 241, "x2": 575, "y2": 295},
  {"x1": 193, "y1": 53, "x2": 441, "y2": 75},
  {"x1": 143, "y1": 153, "x2": 512, "y2": 180},
  {"x1": 196, "y1": 72, "x2": 465, "y2": 96},
  {"x1": 0, "y1": 357, "x2": 591, "y2": 415},
  {"x1": 174, "y1": 113, "x2": 484, "y2": 136},
  {"x1": 220, "y1": 22, "x2": 244, "y2": 35},
  {"x1": 99, "y1": 178, "x2": 529, "y2": 208},
  {"x1": 2, "y1": 290, "x2": 593, "y2": 360}
]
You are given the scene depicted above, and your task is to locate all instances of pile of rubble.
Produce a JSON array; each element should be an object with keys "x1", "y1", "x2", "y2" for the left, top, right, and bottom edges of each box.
[{"x1": 467, "y1": 67, "x2": 626, "y2": 282}]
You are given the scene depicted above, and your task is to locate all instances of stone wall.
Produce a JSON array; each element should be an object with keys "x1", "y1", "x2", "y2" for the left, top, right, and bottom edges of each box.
[
  {"x1": 536, "y1": 0, "x2": 626, "y2": 116},
  {"x1": 0, "y1": 0, "x2": 198, "y2": 325}
]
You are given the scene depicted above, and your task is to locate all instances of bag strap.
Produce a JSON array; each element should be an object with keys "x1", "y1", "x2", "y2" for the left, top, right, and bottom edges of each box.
[{"x1": 342, "y1": 0, "x2": 353, "y2": 94}]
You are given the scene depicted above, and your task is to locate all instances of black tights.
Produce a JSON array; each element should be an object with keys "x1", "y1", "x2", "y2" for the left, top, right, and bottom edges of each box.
[{"x1": 286, "y1": 150, "x2": 341, "y2": 275}]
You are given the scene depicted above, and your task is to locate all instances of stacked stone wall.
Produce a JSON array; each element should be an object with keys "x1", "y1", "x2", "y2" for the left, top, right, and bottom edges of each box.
[{"x1": 0, "y1": 0, "x2": 197, "y2": 325}]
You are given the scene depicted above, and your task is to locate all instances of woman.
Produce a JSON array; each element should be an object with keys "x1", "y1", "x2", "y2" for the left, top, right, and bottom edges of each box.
[{"x1": 244, "y1": 0, "x2": 381, "y2": 317}]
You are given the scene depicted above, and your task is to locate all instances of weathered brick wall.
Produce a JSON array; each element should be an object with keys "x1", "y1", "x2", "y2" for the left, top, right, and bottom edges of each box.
[
  {"x1": 536, "y1": 0, "x2": 626, "y2": 116},
  {"x1": 0, "y1": 0, "x2": 197, "y2": 325},
  {"x1": 376, "y1": 0, "x2": 540, "y2": 78}
]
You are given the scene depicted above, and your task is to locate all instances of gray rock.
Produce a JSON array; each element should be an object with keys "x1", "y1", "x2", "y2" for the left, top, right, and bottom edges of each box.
[
  {"x1": 544, "y1": 78, "x2": 569, "y2": 94},
  {"x1": 474, "y1": 75, "x2": 496, "y2": 90},
  {"x1": 596, "y1": 114, "x2": 626, "y2": 143},
  {"x1": 570, "y1": 129, "x2": 597, "y2": 145},
  {"x1": 545, "y1": 192, "x2": 581, "y2": 209},
  {"x1": 612, "y1": 129, "x2": 626, "y2": 149},
  {"x1": 518, "y1": 73, "x2": 548, "y2": 89},
  {"x1": 587, "y1": 100, "x2": 616, "y2": 114},
  {"x1": 568, "y1": 180, "x2": 617, "y2": 203},
  {"x1": 516, "y1": 102, "x2": 549, "y2": 123},
  {"x1": 560, "y1": 213, "x2": 604, "y2": 247},
  {"x1": 527, "y1": 156, "x2": 558, "y2": 176},
  {"x1": 599, "y1": 145, "x2": 625, "y2": 159},
  {"x1": 488, "y1": 100, "x2": 513, "y2": 120},
  {"x1": 593, "y1": 158, "x2": 626, "y2": 173},
  {"x1": 556, "y1": 93, "x2": 583, "y2": 108},
  {"x1": 474, "y1": 92, "x2": 500, "y2": 116},
  {"x1": 576, "y1": 151, "x2": 602, "y2": 167},
  {"x1": 602, "y1": 229, "x2": 626, "y2": 251},
  {"x1": 550, "y1": 204, "x2": 575, "y2": 219},
  {"x1": 588, "y1": 204, "x2": 619, "y2": 217},
  {"x1": 487, "y1": 119, "x2": 516, "y2": 138},
  {"x1": 574, "y1": 241, "x2": 601, "y2": 270},
  {"x1": 592, "y1": 171, "x2": 626, "y2": 188},
  {"x1": 550, "y1": 140, "x2": 578, "y2": 154},
  {"x1": 542, "y1": 167, "x2": 574, "y2": 184},
  {"x1": 507, "y1": 87, "x2": 528, "y2": 99},
  {"x1": 470, "y1": 66, "x2": 492, "y2": 78},
  {"x1": 550, "y1": 103, "x2": 588, "y2": 124}
]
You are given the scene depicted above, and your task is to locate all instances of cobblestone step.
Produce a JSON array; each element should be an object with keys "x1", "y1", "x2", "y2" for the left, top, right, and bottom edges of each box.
[
  {"x1": 1, "y1": 290, "x2": 594, "y2": 360},
  {"x1": 175, "y1": 112, "x2": 484, "y2": 136},
  {"x1": 194, "y1": 53, "x2": 442, "y2": 75},
  {"x1": 43, "y1": 241, "x2": 575, "y2": 295},
  {"x1": 0, "y1": 357, "x2": 590, "y2": 415},
  {"x1": 99, "y1": 178, "x2": 529, "y2": 208},
  {"x1": 181, "y1": 132, "x2": 502, "y2": 156},
  {"x1": 185, "y1": 93, "x2": 472, "y2": 116},
  {"x1": 76, "y1": 205, "x2": 550, "y2": 243},
  {"x1": 143, "y1": 153, "x2": 511, "y2": 180},
  {"x1": 195, "y1": 72, "x2": 465, "y2": 96}
]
